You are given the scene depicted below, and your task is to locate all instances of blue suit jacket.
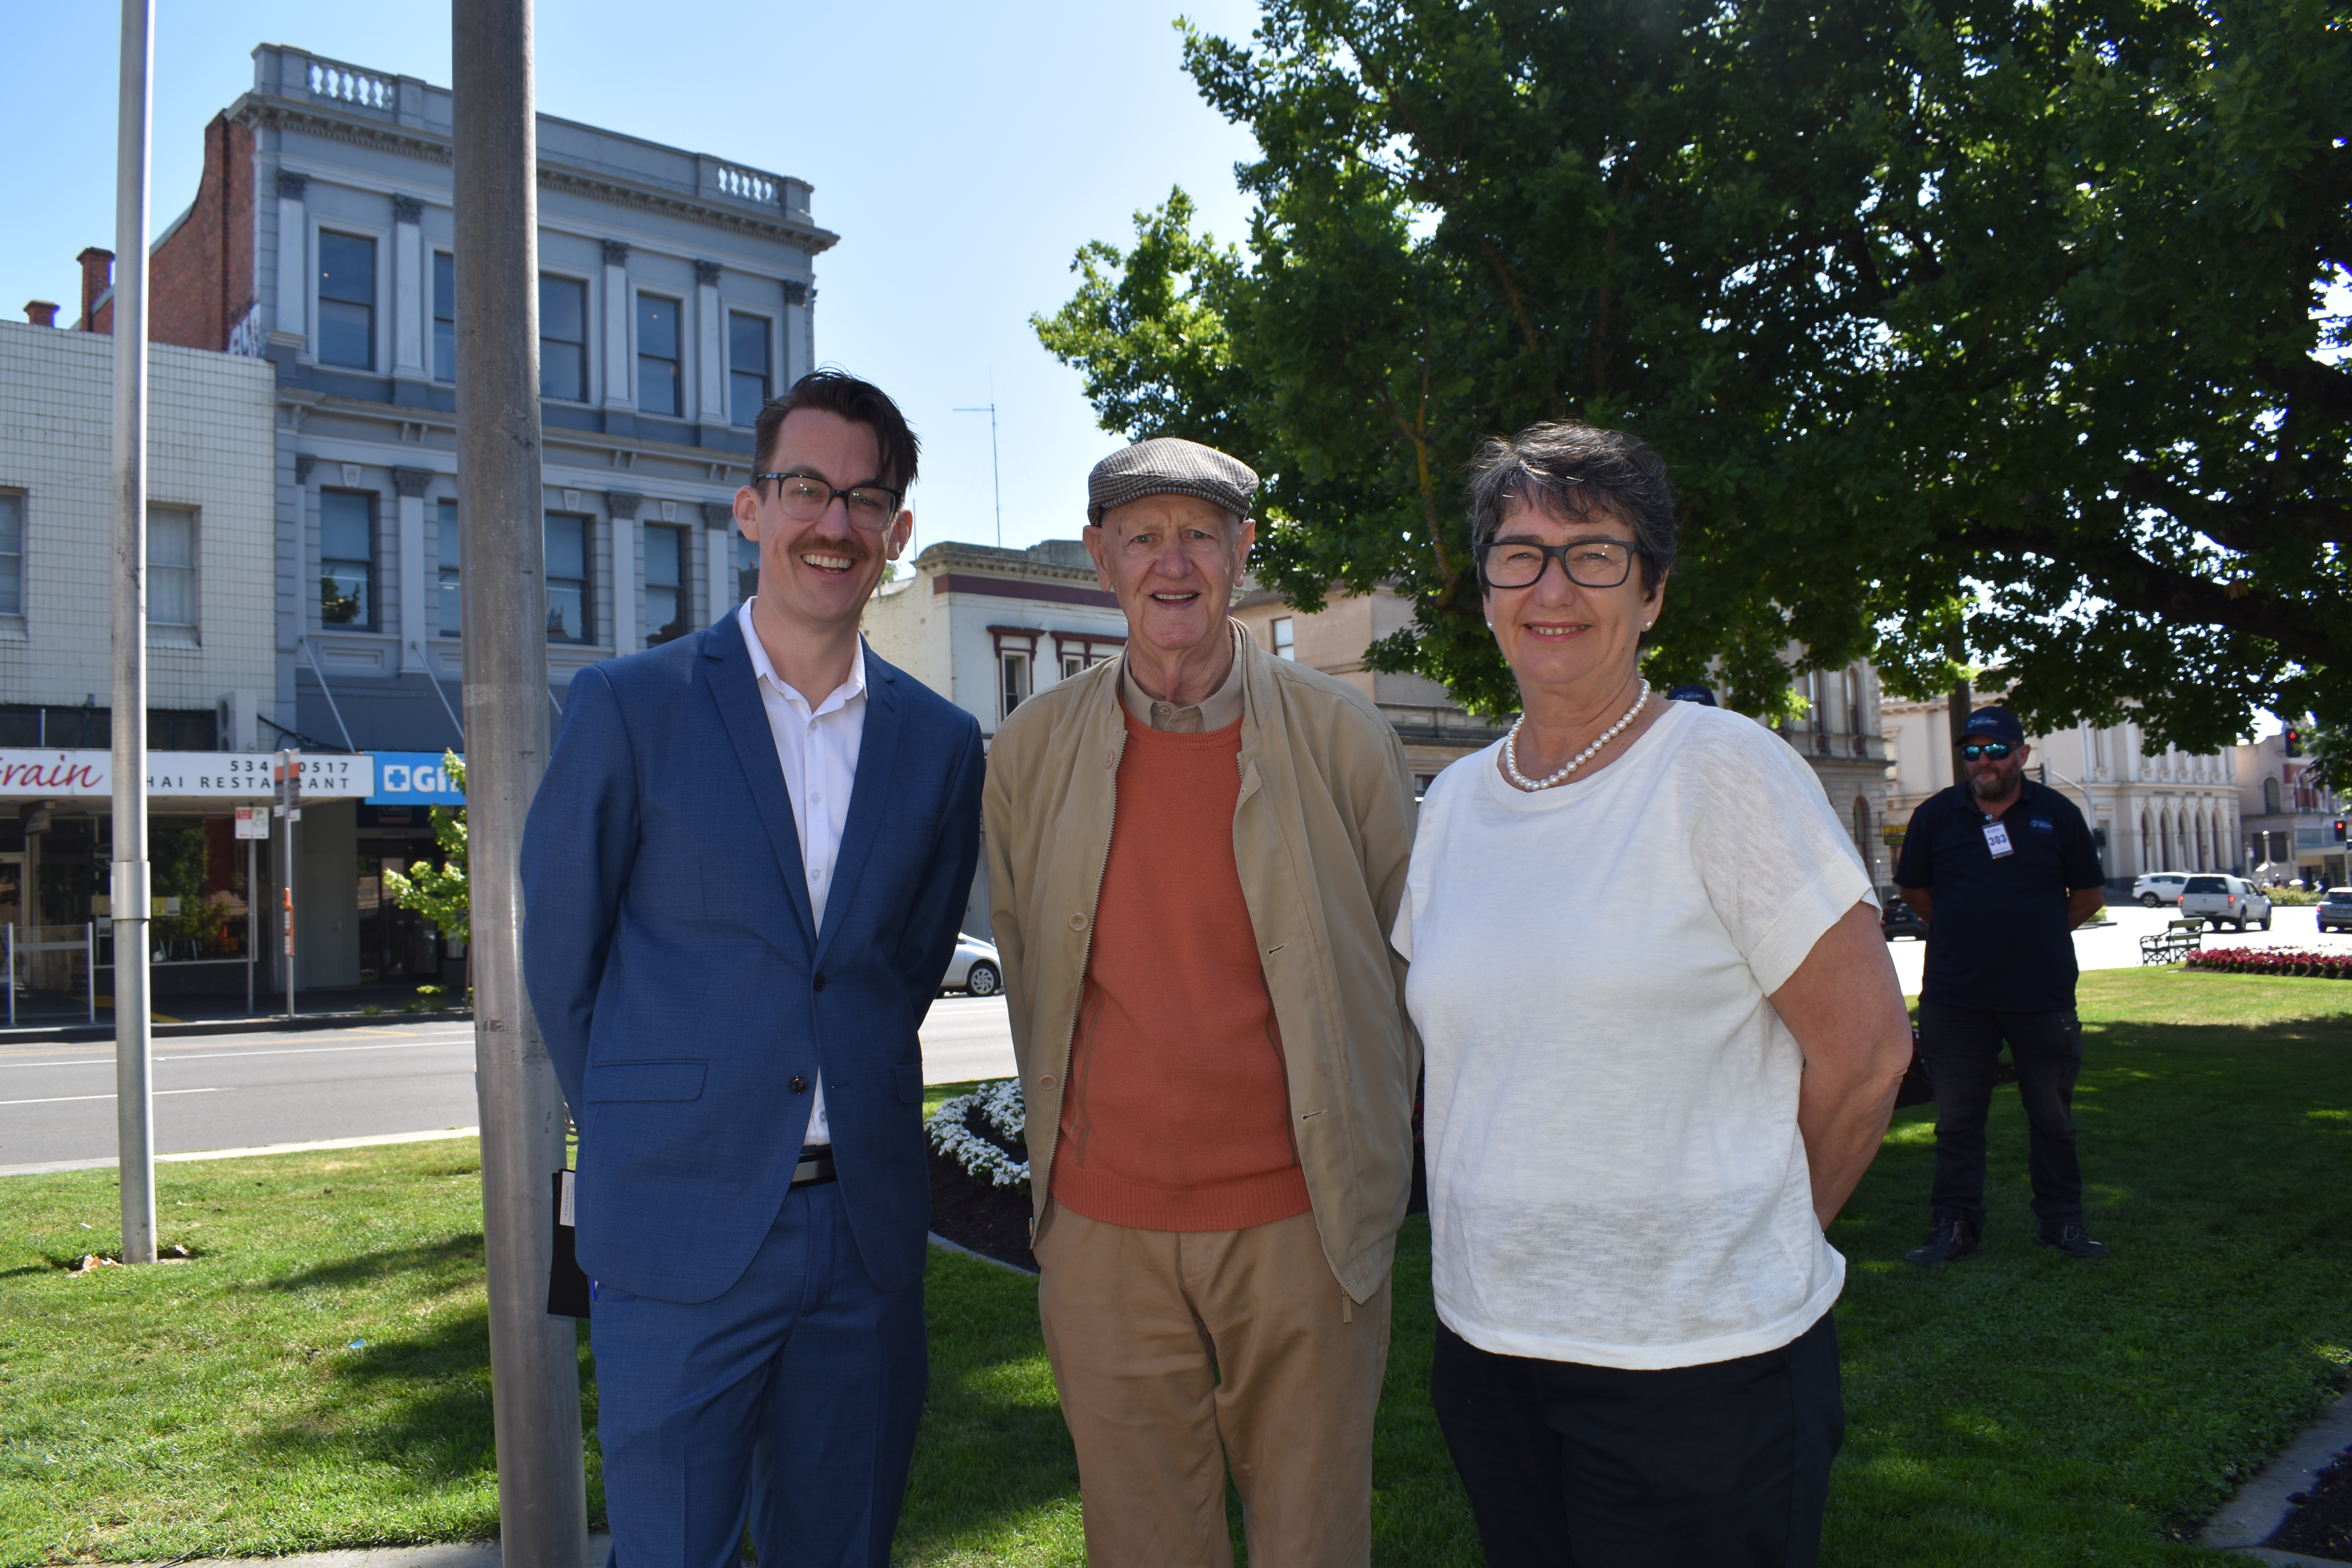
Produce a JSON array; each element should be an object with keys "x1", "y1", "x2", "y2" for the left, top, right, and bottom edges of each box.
[{"x1": 522, "y1": 614, "x2": 983, "y2": 1303}]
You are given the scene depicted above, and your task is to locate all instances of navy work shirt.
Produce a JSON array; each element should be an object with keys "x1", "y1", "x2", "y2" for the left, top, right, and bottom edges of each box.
[{"x1": 1894, "y1": 778, "x2": 2103, "y2": 1012}]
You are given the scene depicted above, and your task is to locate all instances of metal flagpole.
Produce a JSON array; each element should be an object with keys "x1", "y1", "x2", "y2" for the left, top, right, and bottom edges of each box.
[
  {"x1": 108, "y1": 0, "x2": 157, "y2": 1268},
  {"x1": 452, "y1": 1, "x2": 589, "y2": 1560}
]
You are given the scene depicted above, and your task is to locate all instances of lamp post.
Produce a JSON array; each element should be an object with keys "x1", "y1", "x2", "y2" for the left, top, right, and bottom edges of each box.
[{"x1": 107, "y1": 0, "x2": 157, "y2": 1268}]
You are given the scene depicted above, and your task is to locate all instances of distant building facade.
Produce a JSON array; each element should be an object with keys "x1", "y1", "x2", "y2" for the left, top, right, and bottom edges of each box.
[
  {"x1": 2235, "y1": 731, "x2": 2344, "y2": 887},
  {"x1": 1229, "y1": 584, "x2": 1508, "y2": 791},
  {"x1": 143, "y1": 43, "x2": 834, "y2": 751},
  {"x1": 0, "y1": 316, "x2": 286, "y2": 994},
  {"x1": 0, "y1": 43, "x2": 838, "y2": 1000},
  {"x1": 1884, "y1": 696, "x2": 2240, "y2": 886}
]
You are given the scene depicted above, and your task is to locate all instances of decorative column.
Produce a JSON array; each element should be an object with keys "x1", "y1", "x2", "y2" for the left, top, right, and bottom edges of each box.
[
  {"x1": 394, "y1": 466, "x2": 433, "y2": 671},
  {"x1": 392, "y1": 195, "x2": 426, "y2": 381},
  {"x1": 273, "y1": 171, "x2": 308, "y2": 350},
  {"x1": 782, "y1": 279, "x2": 810, "y2": 384},
  {"x1": 606, "y1": 490, "x2": 643, "y2": 654},
  {"x1": 695, "y1": 260, "x2": 724, "y2": 430},
  {"x1": 704, "y1": 501, "x2": 737, "y2": 622},
  {"x1": 601, "y1": 239, "x2": 632, "y2": 410}
]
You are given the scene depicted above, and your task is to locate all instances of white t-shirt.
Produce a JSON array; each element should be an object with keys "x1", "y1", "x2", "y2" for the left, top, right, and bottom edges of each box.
[{"x1": 1393, "y1": 701, "x2": 1873, "y2": 1371}]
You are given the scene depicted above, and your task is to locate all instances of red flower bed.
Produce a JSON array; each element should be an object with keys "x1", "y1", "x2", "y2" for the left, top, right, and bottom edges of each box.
[{"x1": 2185, "y1": 947, "x2": 2352, "y2": 978}]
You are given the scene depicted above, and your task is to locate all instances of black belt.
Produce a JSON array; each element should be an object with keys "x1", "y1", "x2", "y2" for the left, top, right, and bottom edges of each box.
[{"x1": 792, "y1": 1147, "x2": 837, "y2": 1187}]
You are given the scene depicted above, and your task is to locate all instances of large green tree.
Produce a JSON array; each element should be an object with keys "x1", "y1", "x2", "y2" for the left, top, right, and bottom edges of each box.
[{"x1": 1035, "y1": 0, "x2": 2349, "y2": 746}]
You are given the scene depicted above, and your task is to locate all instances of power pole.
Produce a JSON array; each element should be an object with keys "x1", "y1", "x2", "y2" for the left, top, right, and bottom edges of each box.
[
  {"x1": 451, "y1": 2, "x2": 588, "y2": 1562},
  {"x1": 108, "y1": 0, "x2": 156, "y2": 1268}
]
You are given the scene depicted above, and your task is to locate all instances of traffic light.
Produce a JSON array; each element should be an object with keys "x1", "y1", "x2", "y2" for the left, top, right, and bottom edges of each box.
[
  {"x1": 2284, "y1": 726, "x2": 2303, "y2": 757},
  {"x1": 2337, "y1": 818, "x2": 2347, "y2": 844}
]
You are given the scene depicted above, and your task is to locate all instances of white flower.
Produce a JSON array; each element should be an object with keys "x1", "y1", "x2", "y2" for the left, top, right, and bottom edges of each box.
[{"x1": 925, "y1": 1077, "x2": 1030, "y2": 1190}]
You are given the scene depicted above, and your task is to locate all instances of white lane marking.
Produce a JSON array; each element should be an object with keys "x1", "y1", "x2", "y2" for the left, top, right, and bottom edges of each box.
[
  {"x1": 0, "y1": 1037, "x2": 474, "y2": 1070},
  {"x1": 0, "y1": 1125, "x2": 481, "y2": 1180},
  {"x1": 0, "y1": 1087, "x2": 226, "y2": 1107}
]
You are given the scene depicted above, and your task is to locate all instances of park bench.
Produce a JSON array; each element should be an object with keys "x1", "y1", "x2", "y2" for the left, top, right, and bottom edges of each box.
[{"x1": 2140, "y1": 917, "x2": 2207, "y2": 965}]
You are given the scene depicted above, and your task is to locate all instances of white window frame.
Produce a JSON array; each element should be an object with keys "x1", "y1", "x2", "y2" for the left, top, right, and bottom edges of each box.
[
  {"x1": 1271, "y1": 615, "x2": 1295, "y2": 660},
  {"x1": 0, "y1": 490, "x2": 24, "y2": 629},
  {"x1": 147, "y1": 502, "x2": 200, "y2": 641}
]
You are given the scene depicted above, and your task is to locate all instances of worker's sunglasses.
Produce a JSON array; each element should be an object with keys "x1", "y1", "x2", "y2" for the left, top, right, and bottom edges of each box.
[{"x1": 1960, "y1": 742, "x2": 2016, "y2": 761}]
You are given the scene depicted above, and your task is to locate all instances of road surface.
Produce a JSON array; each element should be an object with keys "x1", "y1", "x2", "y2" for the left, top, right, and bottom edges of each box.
[{"x1": 0, "y1": 995, "x2": 1017, "y2": 1175}]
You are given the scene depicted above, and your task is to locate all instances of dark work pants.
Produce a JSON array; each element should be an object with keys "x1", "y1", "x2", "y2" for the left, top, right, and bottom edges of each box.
[
  {"x1": 590, "y1": 1180, "x2": 927, "y2": 1568},
  {"x1": 1917, "y1": 1000, "x2": 2085, "y2": 1230},
  {"x1": 1430, "y1": 1312, "x2": 1844, "y2": 1568}
]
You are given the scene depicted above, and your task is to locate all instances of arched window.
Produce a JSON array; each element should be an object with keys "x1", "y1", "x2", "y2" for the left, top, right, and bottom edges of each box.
[
  {"x1": 2140, "y1": 812, "x2": 2151, "y2": 873},
  {"x1": 1852, "y1": 795, "x2": 1872, "y2": 869}
]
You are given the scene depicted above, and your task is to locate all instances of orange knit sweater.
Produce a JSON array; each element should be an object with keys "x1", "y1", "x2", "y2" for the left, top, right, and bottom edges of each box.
[{"x1": 1050, "y1": 712, "x2": 1313, "y2": 1232}]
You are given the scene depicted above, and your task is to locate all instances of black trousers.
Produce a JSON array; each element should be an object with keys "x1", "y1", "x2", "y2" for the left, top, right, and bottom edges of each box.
[
  {"x1": 1917, "y1": 1000, "x2": 2085, "y2": 1229},
  {"x1": 1431, "y1": 1311, "x2": 1844, "y2": 1568}
]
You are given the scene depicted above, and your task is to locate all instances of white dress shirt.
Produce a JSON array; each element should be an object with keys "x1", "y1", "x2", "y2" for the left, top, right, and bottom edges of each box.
[{"x1": 737, "y1": 599, "x2": 869, "y2": 1148}]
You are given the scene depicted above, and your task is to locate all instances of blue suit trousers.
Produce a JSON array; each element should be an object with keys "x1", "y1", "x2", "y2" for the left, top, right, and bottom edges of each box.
[{"x1": 590, "y1": 1180, "x2": 927, "y2": 1568}]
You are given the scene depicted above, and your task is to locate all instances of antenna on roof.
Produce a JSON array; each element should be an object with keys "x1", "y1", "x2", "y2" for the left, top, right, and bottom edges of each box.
[{"x1": 953, "y1": 402, "x2": 1001, "y2": 548}]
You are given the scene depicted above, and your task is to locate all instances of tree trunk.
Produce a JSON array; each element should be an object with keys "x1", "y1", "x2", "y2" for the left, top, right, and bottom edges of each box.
[{"x1": 1945, "y1": 625, "x2": 1973, "y2": 793}]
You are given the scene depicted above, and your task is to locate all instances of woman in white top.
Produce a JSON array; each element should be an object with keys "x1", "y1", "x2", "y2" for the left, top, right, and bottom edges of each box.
[{"x1": 1394, "y1": 421, "x2": 1913, "y2": 1567}]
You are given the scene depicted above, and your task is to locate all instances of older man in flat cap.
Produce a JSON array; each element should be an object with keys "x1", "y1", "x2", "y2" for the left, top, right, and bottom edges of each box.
[{"x1": 984, "y1": 437, "x2": 1419, "y2": 1567}]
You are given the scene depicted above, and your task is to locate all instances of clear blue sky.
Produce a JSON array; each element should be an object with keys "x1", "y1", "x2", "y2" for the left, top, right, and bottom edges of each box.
[{"x1": 0, "y1": 0, "x2": 1264, "y2": 557}]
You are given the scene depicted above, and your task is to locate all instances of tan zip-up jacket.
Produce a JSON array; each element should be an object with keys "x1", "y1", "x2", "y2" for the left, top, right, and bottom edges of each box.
[{"x1": 983, "y1": 624, "x2": 1419, "y2": 1302}]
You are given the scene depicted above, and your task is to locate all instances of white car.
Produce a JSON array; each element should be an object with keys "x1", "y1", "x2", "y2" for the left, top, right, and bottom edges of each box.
[
  {"x1": 941, "y1": 934, "x2": 1003, "y2": 997},
  {"x1": 2133, "y1": 872, "x2": 2191, "y2": 908},
  {"x1": 2178, "y1": 875, "x2": 2272, "y2": 932}
]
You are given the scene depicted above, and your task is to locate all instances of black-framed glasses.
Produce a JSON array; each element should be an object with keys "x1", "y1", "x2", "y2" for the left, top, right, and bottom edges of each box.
[
  {"x1": 752, "y1": 472, "x2": 903, "y2": 531},
  {"x1": 1960, "y1": 742, "x2": 2016, "y2": 761},
  {"x1": 1475, "y1": 537, "x2": 1636, "y2": 591}
]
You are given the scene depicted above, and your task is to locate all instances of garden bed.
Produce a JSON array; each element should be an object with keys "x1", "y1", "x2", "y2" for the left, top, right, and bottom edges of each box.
[
  {"x1": 925, "y1": 1080, "x2": 1037, "y2": 1272},
  {"x1": 2187, "y1": 947, "x2": 2352, "y2": 977},
  {"x1": 2268, "y1": 1444, "x2": 2352, "y2": 1559}
]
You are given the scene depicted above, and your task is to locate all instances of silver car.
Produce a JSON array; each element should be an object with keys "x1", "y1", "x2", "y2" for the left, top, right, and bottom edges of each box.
[{"x1": 941, "y1": 934, "x2": 1003, "y2": 997}]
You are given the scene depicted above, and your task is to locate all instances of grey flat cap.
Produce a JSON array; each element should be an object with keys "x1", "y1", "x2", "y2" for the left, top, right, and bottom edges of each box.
[{"x1": 1087, "y1": 437, "x2": 1258, "y2": 525}]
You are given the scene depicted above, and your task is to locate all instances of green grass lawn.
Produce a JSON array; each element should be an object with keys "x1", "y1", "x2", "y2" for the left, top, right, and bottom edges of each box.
[{"x1": 4, "y1": 968, "x2": 2349, "y2": 1565}]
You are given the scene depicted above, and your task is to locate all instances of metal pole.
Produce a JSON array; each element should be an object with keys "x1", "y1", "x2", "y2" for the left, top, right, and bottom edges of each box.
[
  {"x1": 246, "y1": 833, "x2": 256, "y2": 1016},
  {"x1": 453, "y1": 2, "x2": 589, "y2": 1561},
  {"x1": 7, "y1": 922, "x2": 13, "y2": 1029},
  {"x1": 108, "y1": 0, "x2": 157, "y2": 1267},
  {"x1": 954, "y1": 403, "x2": 1002, "y2": 546},
  {"x1": 283, "y1": 805, "x2": 296, "y2": 1019}
]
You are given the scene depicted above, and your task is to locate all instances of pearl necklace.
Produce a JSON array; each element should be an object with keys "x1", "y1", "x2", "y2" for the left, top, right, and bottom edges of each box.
[{"x1": 1503, "y1": 679, "x2": 1651, "y2": 791}]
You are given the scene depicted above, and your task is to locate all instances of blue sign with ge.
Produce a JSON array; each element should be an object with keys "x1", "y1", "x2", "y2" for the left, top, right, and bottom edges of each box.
[{"x1": 368, "y1": 751, "x2": 467, "y2": 807}]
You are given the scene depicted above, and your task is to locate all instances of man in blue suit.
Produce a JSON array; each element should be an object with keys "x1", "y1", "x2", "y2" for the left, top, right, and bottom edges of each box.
[{"x1": 524, "y1": 370, "x2": 983, "y2": 1568}]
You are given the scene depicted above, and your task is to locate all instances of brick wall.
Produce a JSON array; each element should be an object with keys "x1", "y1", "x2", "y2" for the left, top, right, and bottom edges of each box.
[{"x1": 151, "y1": 114, "x2": 256, "y2": 351}]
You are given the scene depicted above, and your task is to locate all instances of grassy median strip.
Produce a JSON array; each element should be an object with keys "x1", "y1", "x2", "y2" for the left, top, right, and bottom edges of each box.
[{"x1": 3, "y1": 969, "x2": 2348, "y2": 1565}]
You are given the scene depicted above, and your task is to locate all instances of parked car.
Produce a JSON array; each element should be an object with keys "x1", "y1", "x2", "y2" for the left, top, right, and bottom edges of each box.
[
  {"x1": 942, "y1": 934, "x2": 1002, "y2": 997},
  {"x1": 2319, "y1": 888, "x2": 2352, "y2": 935},
  {"x1": 1880, "y1": 886, "x2": 1929, "y2": 942},
  {"x1": 2132, "y1": 872, "x2": 2191, "y2": 908},
  {"x1": 2178, "y1": 875, "x2": 2272, "y2": 932}
]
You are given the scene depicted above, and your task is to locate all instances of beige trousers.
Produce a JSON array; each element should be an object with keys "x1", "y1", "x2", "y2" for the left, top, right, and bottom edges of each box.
[{"x1": 1033, "y1": 1205, "x2": 1392, "y2": 1568}]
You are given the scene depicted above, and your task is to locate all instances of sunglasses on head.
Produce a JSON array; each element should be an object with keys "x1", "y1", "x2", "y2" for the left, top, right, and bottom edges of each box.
[{"x1": 1961, "y1": 742, "x2": 2016, "y2": 760}]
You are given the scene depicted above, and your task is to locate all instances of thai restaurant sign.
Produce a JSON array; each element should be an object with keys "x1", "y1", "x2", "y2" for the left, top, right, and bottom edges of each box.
[{"x1": 0, "y1": 751, "x2": 376, "y2": 799}]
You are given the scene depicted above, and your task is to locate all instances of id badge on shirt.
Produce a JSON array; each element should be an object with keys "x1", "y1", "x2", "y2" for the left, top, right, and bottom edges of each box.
[{"x1": 1983, "y1": 820, "x2": 2014, "y2": 858}]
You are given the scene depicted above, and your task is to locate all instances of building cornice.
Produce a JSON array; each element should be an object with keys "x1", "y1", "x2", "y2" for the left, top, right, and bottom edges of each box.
[{"x1": 237, "y1": 96, "x2": 840, "y2": 256}]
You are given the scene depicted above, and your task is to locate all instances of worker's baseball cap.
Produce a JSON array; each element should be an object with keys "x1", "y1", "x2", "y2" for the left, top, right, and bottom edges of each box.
[{"x1": 1962, "y1": 706, "x2": 2027, "y2": 746}]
